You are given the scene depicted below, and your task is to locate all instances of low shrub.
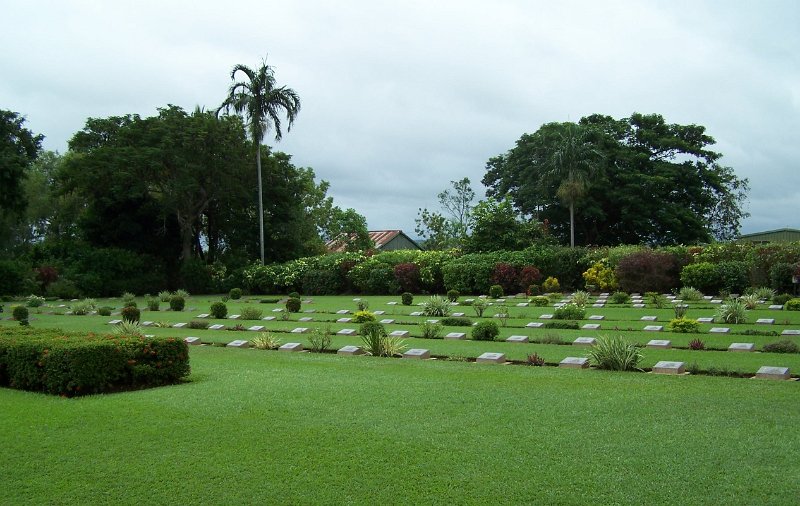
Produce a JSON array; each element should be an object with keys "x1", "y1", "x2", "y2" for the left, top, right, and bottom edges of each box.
[
  {"x1": 353, "y1": 311, "x2": 376, "y2": 323},
  {"x1": 535, "y1": 333, "x2": 565, "y2": 344},
  {"x1": 647, "y1": 292, "x2": 668, "y2": 309},
  {"x1": 121, "y1": 292, "x2": 137, "y2": 307},
  {"x1": 785, "y1": 298, "x2": 800, "y2": 311},
  {"x1": 210, "y1": 301, "x2": 227, "y2": 319},
  {"x1": 471, "y1": 298, "x2": 488, "y2": 317},
  {"x1": 288, "y1": 291, "x2": 301, "y2": 300},
  {"x1": 678, "y1": 287, "x2": 704, "y2": 301},
  {"x1": 26, "y1": 295, "x2": 46, "y2": 308},
  {"x1": 526, "y1": 353, "x2": 546, "y2": 366},
  {"x1": 446, "y1": 289, "x2": 460, "y2": 302},
  {"x1": 12, "y1": 305, "x2": 29, "y2": 325},
  {"x1": 422, "y1": 296, "x2": 451, "y2": 317},
  {"x1": 169, "y1": 295, "x2": 185, "y2": 312},
  {"x1": 489, "y1": 284, "x2": 504, "y2": 299},
  {"x1": 472, "y1": 320, "x2": 499, "y2": 341},
  {"x1": 121, "y1": 306, "x2": 140, "y2": 324},
  {"x1": 669, "y1": 317, "x2": 699, "y2": 333},
  {"x1": 359, "y1": 322, "x2": 405, "y2": 357},
  {"x1": 553, "y1": 303, "x2": 585, "y2": 320},
  {"x1": 285, "y1": 297, "x2": 301, "y2": 313},
  {"x1": 773, "y1": 293, "x2": 793, "y2": 306},
  {"x1": 173, "y1": 289, "x2": 190, "y2": 299},
  {"x1": 419, "y1": 321, "x2": 443, "y2": 339},
  {"x1": 240, "y1": 306, "x2": 263, "y2": 320},
  {"x1": 587, "y1": 335, "x2": 642, "y2": 371},
  {"x1": 571, "y1": 290, "x2": 591, "y2": 307},
  {"x1": 582, "y1": 261, "x2": 616, "y2": 291},
  {"x1": 543, "y1": 321, "x2": 579, "y2": 330},
  {"x1": 741, "y1": 329, "x2": 778, "y2": 337},
  {"x1": 159, "y1": 291, "x2": 172, "y2": 302},
  {"x1": 688, "y1": 338, "x2": 705, "y2": 350},
  {"x1": 251, "y1": 332, "x2": 282, "y2": 350},
  {"x1": 680, "y1": 262, "x2": 720, "y2": 294},
  {"x1": 308, "y1": 327, "x2": 332, "y2": 353},
  {"x1": 673, "y1": 304, "x2": 688, "y2": 319},
  {"x1": 716, "y1": 299, "x2": 748, "y2": 324},
  {"x1": 229, "y1": 288, "x2": 242, "y2": 300},
  {"x1": 751, "y1": 287, "x2": 775, "y2": 301},
  {"x1": 738, "y1": 293, "x2": 760, "y2": 310},
  {"x1": 97, "y1": 306, "x2": 113, "y2": 317},
  {"x1": 528, "y1": 284, "x2": 541, "y2": 295},
  {"x1": 529, "y1": 296, "x2": 550, "y2": 307},
  {"x1": 112, "y1": 321, "x2": 144, "y2": 338},
  {"x1": 542, "y1": 276, "x2": 560, "y2": 293},
  {"x1": 188, "y1": 320, "x2": 209, "y2": 329},
  {"x1": 259, "y1": 298, "x2": 280, "y2": 304},
  {"x1": 440, "y1": 317, "x2": 473, "y2": 327},
  {"x1": 356, "y1": 300, "x2": 369, "y2": 311},
  {"x1": 146, "y1": 297, "x2": 160, "y2": 311},
  {"x1": 762, "y1": 340, "x2": 799, "y2": 354},
  {"x1": 610, "y1": 291, "x2": 631, "y2": 304},
  {"x1": 401, "y1": 292, "x2": 413, "y2": 306}
]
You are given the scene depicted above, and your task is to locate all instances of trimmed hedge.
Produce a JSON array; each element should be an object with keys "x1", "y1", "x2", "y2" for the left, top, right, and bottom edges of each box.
[{"x1": 0, "y1": 327, "x2": 190, "y2": 396}]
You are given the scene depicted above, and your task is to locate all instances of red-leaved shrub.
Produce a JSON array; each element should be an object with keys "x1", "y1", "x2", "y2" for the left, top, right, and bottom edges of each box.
[
  {"x1": 615, "y1": 250, "x2": 680, "y2": 294},
  {"x1": 491, "y1": 263, "x2": 519, "y2": 294},
  {"x1": 394, "y1": 262, "x2": 421, "y2": 293}
]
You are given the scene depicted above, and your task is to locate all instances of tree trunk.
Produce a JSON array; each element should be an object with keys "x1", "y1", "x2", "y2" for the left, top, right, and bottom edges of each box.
[
  {"x1": 256, "y1": 145, "x2": 265, "y2": 264},
  {"x1": 569, "y1": 202, "x2": 575, "y2": 248}
]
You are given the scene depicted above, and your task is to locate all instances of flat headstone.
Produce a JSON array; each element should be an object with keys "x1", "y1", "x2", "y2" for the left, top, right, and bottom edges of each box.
[
  {"x1": 592, "y1": 303, "x2": 605, "y2": 308},
  {"x1": 452, "y1": 312, "x2": 465, "y2": 317},
  {"x1": 303, "y1": 309, "x2": 316, "y2": 313},
  {"x1": 337, "y1": 328, "x2": 357, "y2": 336},
  {"x1": 226, "y1": 339, "x2": 249, "y2": 348},
  {"x1": 141, "y1": 321, "x2": 154, "y2": 327},
  {"x1": 768, "y1": 305, "x2": 784, "y2": 310},
  {"x1": 476, "y1": 352, "x2": 506, "y2": 364},
  {"x1": 262, "y1": 316, "x2": 276, "y2": 321},
  {"x1": 640, "y1": 316, "x2": 658, "y2": 321},
  {"x1": 492, "y1": 313, "x2": 509, "y2": 319},
  {"x1": 755, "y1": 366, "x2": 790, "y2": 380},
  {"x1": 588, "y1": 315, "x2": 604, "y2": 320},
  {"x1": 709, "y1": 327, "x2": 730, "y2": 334},
  {"x1": 756, "y1": 318, "x2": 775, "y2": 325},
  {"x1": 247, "y1": 325, "x2": 265, "y2": 331},
  {"x1": 559, "y1": 299, "x2": 570, "y2": 303},
  {"x1": 526, "y1": 322, "x2": 544, "y2": 328},
  {"x1": 279, "y1": 342, "x2": 304, "y2": 352},
  {"x1": 272, "y1": 308, "x2": 284, "y2": 312},
  {"x1": 516, "y1": 302, "x2": 529, "y2": 307},
  {"x1": 337, "y1": 345, "x2": 364, "y2": 355},
  {"x1": 506, "y1": 335, "x2": 529, "y2": 343},
  {"x1": 496, "y1": 299, "x2": 506, "y2": 303},
  {"x1": 196, "y1": 313, "x2": 210, "y2": 319},
  {"x1": 599, "y1": 292, "x2": 610, "y2": 297},
  {"x1": 728, "y1": 342, "x2": 755, "y2": 352},
  {"x1": 559, "y1": 357, "x2": 589, "y2": 369},
  {"x1": 647, "y1": 339, "x2": 672, "y2": 349},
  {"x1": 144, "y1": 334, "x2": 155, "y2": 338},
  {"x1": 652, "y1": 361, "x2": 685, "y2": 375},
  {"x1": 539, "y1": 314, "x2": 554, "y2": 319},
  {"x1": 426, "y1": 319, "x2": 440, "y2": 324},
  {"x1": 379, "y1": 319, "x2": 395, "y2": 324},
  {"x1": 290, "y1": 327, "x2": 310, "y2": 334},
  {"x1": 108, "y1": 320, "x2": 122, "y2": 325},
  {"x1": 703, "y1": 295, "x2": 713, "y2": 300},
  {"x1": 386, "y1": 301, "x2": 398, "y2": 305},
  {"x1": 633, "y1": 304, "x2": 646, "y2": 308},
  {"x1": 172, "y1": 322, "x2": 187, "y2": 328},
  {"x1": 581, "y1": 324, "x2": 601, "y2": 330},
  {"x1": 336, "y1": 317, "x2": 352, "y2": 323},
  {"x1": 410, "y1": 311, "x2": 423, "y2": 316},
  {"x1": 403, "y1": 348, "x2": 430, "y2": 359},
  {"x1": 373, "y1": 310, "x2": 386, "y2": 315},
  {"x1": 671, "y1": 299, "x2": 684, "y2": 304},
  {"x1": 710, "y1": 299, "x2": 722, "y2": 304},
  {"x1": 665, "y1": 295, "x2": 676, "y2": 300},
  {"x1": 573, "y1": 337, "x2": 597, "y2": 347},
  {"x1": 352, "y1": 298, "x2": 361, "y2": 302},
  {"x1": 643, "y1": 325, "x2": 663, "y2": 332},
  {"x1": 464, "y1": 298, "x2": 475, "y2": 303},
  {"x1": 228, "y1": 314, "x2": 241, "y2": 319},
  {"x1": 696, "y1": 317, "x2": 714, "y2": 323},
  {"x1": 445, "y1": 332, "x2": 466, "y2": 340},
  {"x1": 389, "y1": 330, "x2": 409, "y2": 337},
  {"x1": 450, "y1": 302, "x2": 460, "y2": 306},
  {"x1": 553, "y1": 303, "x2": 565, "y2": 308},
  {"x1": 208, "y1": 324, "x2": 225, "y2": 330},
  {"x1": 184, "y1": 337, "x2": 202, "y2": 346},
  {"x1": 336, "y1": 309, "x2": 350, "y2": 314},
  {"x1": 298, "y1": 317, "x2": 313, "y2": 322},
  {"x1": 64, "y1": 311, "x2": 74, "y2": 316},
  {"x1": 781, "y1": 329, "x2": 800, "y2": 336}
]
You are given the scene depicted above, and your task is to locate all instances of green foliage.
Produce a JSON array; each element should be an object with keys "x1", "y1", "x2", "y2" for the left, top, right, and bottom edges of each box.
[
  {"x1": 356, "y1": 300, "x2": 369, "y2": 312},
  {"x1": 121, "y1": 306, "x2": 140, "y2": 323},
  {"x1": 738, "y1": 293, "x2": 760, "y2": 310},
  {"x1": 12, "y1": 305, "x2": 29, "y2": 324},
  {"x1": 146, "y1": 296, "x2": 160, "y2": 311},
  {"x1": 440, "y1": 317, "x2": 473, "y2": 327},
  {"x1": 762, "y1": 340, "x2": 799, "y2": 354},
  {"x1": 715, "y1": 299, "x2": 748, "y2": 324},
  {"x1": 587, "y1": 335, "x2": 642, "y2": 371},
  {"x1": 582, "y1": 261, "x2": 617, "y2": 291},
  {"x1": 610, "y1": 291, "x2": 631, "y2": 304},
  {"x1": 401, "y1": 292, "x2": 414, "y2": 306},
  {"x1": 188, "y1": 320, "x2": 208, "y2": 330},
  {"x1": 419, "y1": 321, "x2": 443, "y2": 339},
  {"x1": 647, "y1": 292, "x2": 668, "y2": 309},
  {"x1": 668, "y1": 318, "x2": 699, "y2": 333},
  {"x1": 240, "y1": 306, "x2": 263, "y2": 320},
  {"x1": 471, "y1": 298, "x2": 488, "y2": 317},
  {"x1": 359, "y1": 322, "x2": 403, "y2": 357},
  {"x1": 285, "y1": 297, "x2": 301, "y2": 313},
  {"x1": 353, "y1": 311, "x2": 375, "y2": 323},
  {"x1": 769, "y1": 263, "x2": 794, "y2": 293},
  {"x1": 673, "y1": 304, "x2": 688, "y2": 319},
  {"x1": 251, "y1": 332, "x2": 282, "y2": 350},
  {"x1": 472, "y1": 320, "x2": 499, "y2": 341},
  {"x1": 773, "y1": 293, "x2": 792, "y2": 306},
  {"x1": 785, "y1": 298, "x2": 800, "y2": 311},
  {"x1": 542, "y1": 276, "x2": 560, "y2": 292},
  {"x1": 97, "y1": 306, "x2": 113, "y2": 317},
  {"x1": 210, "y1": 301, "x2": 227, "y2": 319},
  {"x1": 529, "y1": 296, "x2": 550, "y2": 306},
  {"x1": 489, "y1": 284, "x2": 504, "y2": 299},
  {"x1": 288, "y1": 291, "x2": 301, "y2": 299},
  {"x1": 0, "y1": 110, "x2": 43, "y2": 216},
  {"x1": 173, "y1": 289, "x2": 190, "y2": 299},
  {"x1": 229, "y1": 288, "x2": 242, "y2": 300},
  {"x1": 159, "y1": 291, "x2": 172, "y2": 302},
  {"x1": 169, "y1": 295, "x2": 185, "y2": 312},
  {"x1": 688, "y1": 338, "x2": 705, "y2": 350},
  {"x1": 71, "y1": 299, "x2": 96, "y2": 316},
  {"x1": 26, "y1": 295, "x2": 45, "y2": 308},
  {"x1": 45, "y1": 279, "x2": 80, "y2": 299},
  {"x1": 121, "y1": 292, "x2": 136, "y2": 306},
  {"x1": 308, "y1": 327, "x2": 332, "y2": 353},
  {"x1": 717, "y1": 260, "x2": 750, "y2": 294},
  {"x1": 680, "y1": 262, "x2": 720, "y2": 294},
  {"x1": 678, "y1": 287, "x2": 703, "y2": 301},
  {"x1": 415, "y1": 178, "x2": 474, "y2": 250},
  {"x1": 526, "y1": 353, "x2": 546, "y2": 366},
  {"x1": 750, "y1": 287, "x2": 775, "y2": 301},
  {"x1": 422, "y1": 296, "x2": 451, "y2": 317},
  {"x1": 571, "y1": 290, "x2": 591, "y2": 307},
  {"x1": 462, "y1": 197, "x2": 544, "y2": 253},
  {"x1": 446, "y1": 289, "x2": 460, "y2": 302},
  {"x1": 543, "y1": 321, "x2": 580, "y2": 330},
  {"x1": 112, "y1": 321, "x2": 144, "y2": 338},
  {"x1": 553, "y1": 303, "x2": 585, "y2": 320}
]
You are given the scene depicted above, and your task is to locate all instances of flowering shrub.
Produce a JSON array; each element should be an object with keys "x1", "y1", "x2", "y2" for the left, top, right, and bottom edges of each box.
[
  {"x1": 542, "y1": 277, "x2": 560, "y2": 293},
  {"x1": 582, "y1": 260, "x2": 617, "y2": 291}
]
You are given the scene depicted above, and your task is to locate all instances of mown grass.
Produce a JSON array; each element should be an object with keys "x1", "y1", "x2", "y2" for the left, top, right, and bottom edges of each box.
[{"x1": 1, "y1": 346, "x2": 798, "y2": 504}]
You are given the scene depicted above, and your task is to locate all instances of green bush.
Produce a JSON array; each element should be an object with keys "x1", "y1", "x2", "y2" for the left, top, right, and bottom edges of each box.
[
  {"x1": 146, "y1": 297, "x2": 160, "y2": 311},
  {"x1": 422, "y1": 296, "x2": 451, "y2": 317},
  {"x1": 715, "y1": 299, "x2": 747, "y2": 324},
  {"x1": 542, "y1": 321, "x2": 579, "y2": 330},
  {"x1": 762, "y1": 340, "x2": 799, "y2": 354},
  {"x1": 440, "y1": 317, "x2": 473, "y2": 326},
  {"x1": 401, "y1": 292, "x2": 413, "y2": 306},
  {"x1": 785, "y1": 298, "x2": 800, "y2": 311},
  {"x1": 472, "y1": 320, "x2": 499, "y2": 341},
  {"x1": 169, "y1": 295, "x2": 185, "y2": 312},
  {"x1": 121, "y1": 306, "x2": 140, "y2": 323},
  {"x1": 678, "y1": 287, "x2": 703, "y2": 301},
  {"x1": 0, "y1": 260, "x2": 28, "y2": 296},
  {"x1": 419, "y1": 321, "x2": 443, "y2": 339},
  {"x1": 446, "y1": 289, "x2": 460, "y2": 302},
  {"x1": 188, "y1": 320, "x2": 208, "y2": 329},
  {"x1": 528, "y1": 284, "x2": 540, "y2": 295},
  {"x1": 587, "y1": 335, "x2": 642, "y2": 371},
  {"x1": 542, "y1": 276, "x2": 560, "y2": 292},
  {"x1": 571, "y1": 290, "x2": 591, "y2": 307},
  {"x1": 159, "y1": 291, "x2": 172, "y2": 302},
  {"x1": 610, "y1": 291, "x2": 631, "y2": 304},
  {"x1": 121, "y1": 292, "x2": 137, "y2": 306},
  {"x1": 240, "y1": 306, "x2": 263, "y2": 320},
  {"x1": 210, "y1": 301, "x2": 227, "y2": 319},
  {"x1": 668, "y1": 317, "x2": 700, "y2": 333},
  {"x1": 229, "y1": 288, "x2": 243, "y2": 300},
  {"x1": 529, "y1": 296, "x2": 550, "y2": 306},
  {"x1": 26, "y1": 295, "x2": 46, "y2": 308},
  {"x1": 97, "y1": 306, "x2": 113, "y2": 317},
  {"x1": 471, "y1": 298, "x2": 488, "y2": 317},
  {"x1": 71, "y1": 299, "x2": 96, "y2": 316},
  {"x1": 738, "y1": 293, "x2": 760, "y2": 310},
  {"x1": 301, "y1": 269, "x2": 343, "y2": 296},
  {"x1": 769, "y1": 263, "x2": 794, "y2": 293},
  {"x1": 553, "y1": 303, "x2": 585, "y2": 320},
  {"x1": 288, "y1": 291, "x2": 301, "y2": 299},
  {"x1": 0, "y1": 327, "x2": 190, "y2": 396},
  {"x1": 773, "y1": 293, "x2": 793, "y2": 306},
  {"x1": 285, "y1": 297, "x2": 302, "y2": 313},
  {"x1": 12, "y1": 305, "x2": 29, "y2": 324},
  {"x1": 353, "y1": 311, "x2": 376, "y2": 323},
  {"x1": 308, "y1": 327, "x2": 332, "y2": 353},
  {"x1": 489, "y1": 285, "x2": 504, "y2": 299},
  {"x1": 680, "y1": 262, "x2": 720, "y2": 294},
  {"x1": 45, "y1": 279, "x2": 81, "y2": 300},
  {"x1": 717, "y1": 261, "x2": 750, "y2": 294}
]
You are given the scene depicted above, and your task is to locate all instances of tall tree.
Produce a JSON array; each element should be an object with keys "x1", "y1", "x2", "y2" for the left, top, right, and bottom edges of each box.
[
  {"x1": 0, "y1": 110, "x2": 43, "y2": 217},
  {"x1": 415, "y1": 178, "x2": 475, "y2": 249},
  {"x1": 218, "y1": 58, "x2": 301, "y2": 264}
]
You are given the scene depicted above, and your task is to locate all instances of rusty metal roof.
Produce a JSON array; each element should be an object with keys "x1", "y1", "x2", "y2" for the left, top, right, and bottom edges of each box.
[{"x1": 326, "y1": 230, "x2": 416, "y2": 252}]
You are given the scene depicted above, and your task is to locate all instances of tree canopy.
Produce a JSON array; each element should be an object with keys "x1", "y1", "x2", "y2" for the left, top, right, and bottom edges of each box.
[
  {"x1": 483, "y1": 113, "x2": 749, "y2": 246},
  {"x1": 0, "y1": 110, "x2": 43, "y2": 216}
]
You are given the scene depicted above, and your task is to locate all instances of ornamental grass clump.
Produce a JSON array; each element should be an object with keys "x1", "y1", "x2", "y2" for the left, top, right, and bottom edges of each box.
[
  {"x1": 715, "y1": 299, "x2": 748, "y2": 324},
  {"x1": 71, "y1": 299, "x2": 96, "y2": 315},
  {"x1": 251, "y1": 332, "x2": 282, "y2": 350},
  {"x1": 526, "y1": 353, "x2": 546, "y2": 366},
  {"x1": 240, "y1": 306, "x2": 263, "y2": 320},
  {"x1": 571, "y1": 290, "x2": 591, "y2": 307},
  {"x1": 678, "y1": 286, "x2": 704, "y2": 301},
  {"x1": 112, "y1": 320, "x2": 144, "y2": 337},
  {"x1": 751, "y1": 287, "x2": 775, "y2": 301},
  {"x1": 422, "y1": 296, "x2": 451, "y2": 317},
  {"x1": 688, "y1": 338, "x2": 705, "y2": 350},
  {"x1": 738, "y1": 293, "x2": 760, "y2": 310},
  {"x1": 359, "y1": 322, "x2": 405, "y2": 357},
  {"x1": 159, "y1": 291, "x2": 172, "y2": 302},
  {"x1": 587, "y1": 335, "x2": 642, "y2": 371}
]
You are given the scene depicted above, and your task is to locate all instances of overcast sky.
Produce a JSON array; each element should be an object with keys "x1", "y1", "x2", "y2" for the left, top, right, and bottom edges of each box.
[{"x1": 2, "y1": 0, "x2": 798, "y2": 238}]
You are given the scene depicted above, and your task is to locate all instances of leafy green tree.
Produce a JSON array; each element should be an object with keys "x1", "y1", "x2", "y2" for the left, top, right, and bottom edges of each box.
[
  {"x1": 322, "y1": 207, "x2": 373, "y2": 252},
  {"x1": 0, "y1": 110, "x2": 43, "y2": 216},
  {"x1": 416, "y1": 177, "x2": 475, "y2": 249},
  {"x1": 463, "y1": 197, "x2": 544, "y2": 253},
  {"x1": 219, "y1": 58, "x2": 301, "y2": 264}
]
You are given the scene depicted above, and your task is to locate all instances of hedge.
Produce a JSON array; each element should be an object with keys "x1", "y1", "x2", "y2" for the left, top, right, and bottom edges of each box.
[{"x1": 0, "y1": 327, "x2": 190, "y2": 396}]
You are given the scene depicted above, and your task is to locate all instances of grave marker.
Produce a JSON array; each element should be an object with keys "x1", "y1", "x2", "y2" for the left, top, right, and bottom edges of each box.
[
  {"x1": 299, "y1": 317, "x2": 313, "y2": 322},
  {"x1": 291, "y1": 327, "x2": 310, "y2": 334},
  {"x1": 108, "y1": 320, "x2": 122, "y2": 325},
  {"x1": 755, "y1": 366, "x2": 790, "y2": 380},
  {"x1": 141, "y1": 321, "x2": 154, "y2": 327},
  {"x1": 403, "y1": 348, "x2": 430, "y2": 359},
  {"x1": 768, "y1": 305, "x2": 783, "y2": 310},
  {"x1": 573, "y1": 337, "x2": 596, "y2": 347},
  {"x1": 559, "y1": 357, "x2": 589, "y2": 369},
  {"x1": 643, "y1": 325, "x2": 663, "y2": 332},
  {"x1": 247, "y1": 325, "x2": 265, "y2": 332},
  {"x1": 226, "y1": 340, "x2": 249, "y2": 348},
  {"x1": 445, "y1": 332, "x2": 466, "y2": 340},
  {"x1": 588, "y1": 315, "x2": 605, "y2": 320},
  {"x1": 336, "y1": 309, "x2": 350, "y2": 314},
  {"x1": 208, "y1": 324, "x2": 225, "y2": 330},
  {"x1": 452, "y1": 312, "x2": 465, "y2": 317},
  {"x1": 756, "y1": 318, "x2": 775, "y2": 325},
  {"x1": 172, "y1": 322, "x2": 187, "y2": 328},
  {"x1": 410, "y1": 311, "x2": 423, "y2": 316},
  {"x1": 228, "y1": 315, "x2": 241, "y2": 320},
  {"x1": 184, "y1": 337, "x2": 201, "y2": 346},
  {"x1": 696, "y1": 317, "x2": 714, "y2": 323},
  {"x1": 379, "y1": 319, "x2": 395, "y2": 324},
  {"x1": 373, "y1": 310, "x2": 386, "y2": 315},
  {"x1": 262, "y1": 316, "x2": 276, "y2": 321},
  {"x1": 476, "y1": 352, "x2": 506, "y2": 364},
  {"x1": 728, "y1": 342, "x2": 755, "y2": 352},
  {"x1": 781, "y1": 329, "x2": 800, "y2": 336},
  {"x1": 336, "y1": 318, "x2": 352, "y2": 323},
  {"x1": 709, "y1": 327, "x2": 730, "y2": 334},
  {"x1": 506, "y1": 335, "x2": 529, "y2": 343},
  {"x1": 337, "y1": 345, "x2": 364, "y2": 355},
  {"x1": 336, "y1": 329, "x2": 357, "y2": 336},
  {"x1": 647, "y1": 339, "x2": 672, "y2": 349},
  {"x1": 581, "y1": 323, "x2": 601, "y2": 330},
  {"x1": 640, "y1": 316, "x2": 658, "y2": 322},
  {"x1": 279, "y1": 342, "x2": 304, "y2": 352},
  {"x1": 633, "y1": 304, "x2": 646, "y2": 308},
  {"x1": 652, "y1": 361, "x2": 685, "y2": 375},
  {"x1": 539, "y1": 314, "x2": 554, "y2": 319},
  {"x1": 525, "y1": 322, "x2": 544, "y2": 328},
  {"x1": 196, "y1": 314, "x2": 210, "y2": 319},
  {"x1": 389, "y1": 330, "x2": 409, "y2": 337}
]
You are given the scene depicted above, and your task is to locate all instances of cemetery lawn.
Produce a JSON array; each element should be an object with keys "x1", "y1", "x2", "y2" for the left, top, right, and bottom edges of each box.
[{"x1": 1, "y1": 346, "x2": 798, "y2": 505}]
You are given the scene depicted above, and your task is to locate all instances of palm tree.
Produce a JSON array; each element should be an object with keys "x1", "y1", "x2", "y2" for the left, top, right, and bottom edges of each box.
[
  {"x1": 218, "y1": 58, "x2": 301, "y2": 264},
  {"x1": 542, "y1": 123, "x2": 601, "y2": 248}
]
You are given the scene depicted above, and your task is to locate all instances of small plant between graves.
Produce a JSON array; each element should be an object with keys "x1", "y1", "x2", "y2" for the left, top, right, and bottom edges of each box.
[
  {"x1": 738, "y1": 293, "x2": 760, "y2": 309},
  {"x1": 587, "y1": 335, "x2": 642, "y2": 371},
  {"x1": 526, "y1": 353, "x2": 546, "y2": 366},
  {"x1": 251, "y1": 331, "x2": 282, "y2": 350},
  {"x1": 422, "y1": 296, "x2": 451, "y2": 317},
  {"x1": 553, "y1": 303, "x2": 585, "y2": 320},
  {"x1": 542, "y1": 276, "x2": 560, "y2": 292},
  {"x1": 668, "y1": 317, "x2": 699, "y2": 333},
  {"x1": 12, "y1": 305, "x2": 29, "y2": 326},
  {"x1": 678, "y1": 286, "x2": 704, "y2": 301},
  {"x1": 229, "y1": 288, "x2": 243, "y2": 300},
  {"x1": 121, "y1": 305, "x2": 140, "y2": 324},
  {"x1": 121, "y1": 292, "x2": 137, "y2": 307},
  {"x1": 401, "y1": 292, "x2": 413, "y2": 306},
  {"x1": 285, "y1": 297, "x2": 302, "y2": 313},
  {"x1": 785, "y1": 298, "x2": 800, "y2": 311},
  {"x1": 529, "y1": 296, "x2": 549, "y2": 307},
  {"x1": 762, "y1": 340, "x2": 799, "y2": 354},
  {"x1": 715, "y1": 299, "x2": 747, "y2": 324},
  {"x1": 419, "y1": 321, "x2": 443, "y2": 339},
  {"x1": 571, "y1": 290, "x2": 591, "y2": 307},
  {"x1": 146, "y1": 296, "x2": 160, "y2": 311},
  {"x1": 471, "y1": 298, "x2": 488, "y2": 317},
  {"x1": 359, "y1": 322, "x2": 405, "y2": 357},
  {"x1": 188, "y1": 320, "x2": 209, "y2": 329},
  {"x1": 169, "y1": 295, "x2": 186, "y2": 312},
  {"x1": 472, "y1": 320, "x2": 499, "y2": 341},
  {"x1": 158, "y1": 290, "x2": 172, "y2": 302},
  {"x1": 112, "y1": 321, "x2": 144, "y2": 337},
  {"x1": 610, "y1": 291, "x2": 631, "y2": 304},
  {"x1": 440, "y1": 316, "x2": 473, "y2": 327},
  {"x1": 356, "y1": 300, "x2": 369, "y2": 311},
  {"x1": 446, "y1": 289, "x2": 460, "y2": 302},
  {"x1": 308, "y1": 326, "x2": 332, "y2": 353},
  {"x1": 543, "y1": 321, "x2": 579, "y2": 330},
  {"x1": 353, "y1": 310, "x2": 376, "y2": 323},
  {"x1": 489, "y1": 284, "x2": 504, "y2": 299},
  {"x1": 688, "y1": 338, "x2": 705, "y2": 350},
  {"x1": 26, "y1": 294, "x2": 45, "y2": 308},
  {"x1": 240, "y1": 306, "x2": 263, "y2": 320},
  {"x1": 210, "y1": 301, "x2": 228, "y2": 319}
]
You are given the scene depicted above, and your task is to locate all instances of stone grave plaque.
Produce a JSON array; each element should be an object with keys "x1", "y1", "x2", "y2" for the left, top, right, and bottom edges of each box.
[
  {"x1": 559, "y1": 299, "x2": 571, "y2": 303},
  {"x1": 526, "y1": 322, "x2": 544, "y2": 328},
  {"x1": 492, "y1": 313, "x2": 509, "y2": 319},
  {"x1": 709, "y1": 327, "x2": 730, "y2": 334},
  {"x1": 196, "y1": 313, "x2": 210, "y2": 319},
  {"x1": 410, "y1": 311, "x2": 423, "y2": 316},
  {"x1": 262, "y1": 316, "x2": 276, "y2": 321},
  {"x1": 643, "y1": 325, "x2": 663, "y2": 332},
  {"x1": 506, "y1": 335, "x2": 529, "y2": 343},
  {"x1": 573, "y1": 337, "x2": 596, "y2": 347},
  {"x1": 336, "y1": 309, "x2": 350, "y2": 314},
  {"x1": 539, "y1": 314, "x2": 554, "y2": 319},
  {"x1": 64, "y1": 311, "x2": 74, "y2": 316},
  {"x1": 652, "y1": 361, "x2": 685, "y2": 375},
  {"x1": 272, "y1": 308, "x2": 284, "y2": 312},
  {"x1": 299, "y1": 317, "x2": 313, "y2": 322},
  {"x1": 581, "y1": 324, "x2": 601, "y2": 330},
  {"x1": 247, "y1": 325, "x2": 265, "y2": 332},
  {"x1": 476, "y1": 352, "x2": 506, "y2": 364},
  {"x1": 450, "y1": 302, "x2": 460, "y2": 306},
  {"x1": 516, "y1": 302, "x2": 529, "y2": 307},
  {"x1": 373, "y1": 310, "x2": 386, "y2": 315},
  {"x1": 495, "y1": 298, "x2": 506, "y2": 303},
  {"x1": 671, "y1": 299, "x2": 684, "y2": 304},
  {"x1": 696, "y1": 317, "x2": 714, "y2": 323},
  {"x1": 291, "y1": 327, "x2": 310, "y2": 334},
  {"x1": 781, "y1": 329, "x2": 800, "y2": 336},
  {"x1": 208, "y1": 324, "x2": 225, "y2": 330},
  {"x1": 633, "y1": 304, "x2": 646, "y2": 308},
  {"x1": 279, "y1": 342, "x2": 303, "y2": 352},
  {"x1": 592, "y1": 303, "x2": 605, "y2": 308},
  {"x1": 228, "y1": 314, "x2": 241, "y2": 319},
  {"x1": 768, "y1": 304, "x2": 783, "y2": 310},
  {"x1": 599, "y1": 292, "x2": 610, "y2": 297},
  {"x1": 553, "y1": 303, "x2": 565, "y2": 308},
  {"x1": 336, "y1": 317, "x2": 352, "y2": 323},
  {"x1": 559, "y1": 357, "x2": 589, "y2": 369},
  {"x1": 108, "y1": 319, "x2": 122, "y2": 325},
  {"x1": 588, "y1": 315, "x2": 604, "y2": 320},
  {"x1": 184, "y1": 337, "x2": 201, "y2": 346},
  {"x1": 755, "y1": 366, "x2": 790, "y2": 380},
  {"x1": 172, "y1": 322, "x2": 187, "y2": 328},
  {"x1": 380, "y1": 319, "x2": 395, "y2": 324},
  {"x1": 728, "y1": 342, "x2": 755, "y2": 352},
  {"x1": 710, "y1": 299, "x2": 722, "y2": 304},
  {"x1": 426, "y1": 319, "x2": 440, "y2": 324},
  {"x1": 703, "y1": 295, "x2": 713, "y2": 300},
  {"x1": 389, "y1": 330, "x2": 409, "y2": 337},
  {"x1": 445, "y1": 332, "x2": 466, "y2": 340},
  {"x1": 141, "y1": 321, "x2": 154, "y2": 327},
  {"x1": 756, "y1": 318, "x2": 775, "y2": 325},
  {"x1": 303, "y1": 309, "x2": 316, "y2": 313},
  {"x1": 665, "y1": 295, "x2": 676, "y2": 300},
  {"x1": 352, "y1": 298, "x2": 361, "y2": 302},
  {"x1": 144, "y1": 334, "x2": 155, "y2": 338},
  {"x1": 464, "y1": 298, "x2": 475, "y2": 303},
  {"x1": 403, "y1": 348, "x2": 430, "y2": 359},
  {"x1": 386, "y1": 301, "x2": 398, "y2": 305},
  {"x1": 647, "y1": 339, "x2": 672, "y2": 349},
  {"x1": 226, "y1": 339, "x2": 249, "y2": 348},
  {"x1": 452, "y1": 312, "x2": 465, "y2": 317},
  {"x1": 336, "y1": 329, "x2": 357, "y2": 336},
  {"x1": 337, "y1": 345, "x2": 364, "y2": 356},
  {"x1": 640, "y1": 316, "x2": 658, "y2": 321}
]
